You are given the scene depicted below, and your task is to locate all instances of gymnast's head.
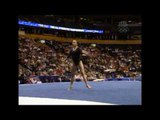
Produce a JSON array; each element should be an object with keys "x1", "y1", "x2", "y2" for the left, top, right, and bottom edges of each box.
[{"x1": 72, "y1": 40, "x2": 78, "y2": 47}]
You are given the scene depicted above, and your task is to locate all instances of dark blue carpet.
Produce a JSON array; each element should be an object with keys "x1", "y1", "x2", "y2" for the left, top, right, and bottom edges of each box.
[{"x1": 19, "y1": 81, "x2": 141, "y2": 105}]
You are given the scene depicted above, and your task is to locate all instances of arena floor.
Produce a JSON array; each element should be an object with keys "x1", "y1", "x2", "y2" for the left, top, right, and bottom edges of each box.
[{"x1": 19, "y1": 81, "x2": 141, "y2": 105}]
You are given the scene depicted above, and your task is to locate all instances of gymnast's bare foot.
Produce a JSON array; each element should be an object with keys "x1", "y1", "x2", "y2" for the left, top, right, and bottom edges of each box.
[
  {"x1": 68, "y1": 85, "x2": 73, "y2": 91},
  {"x1": 86, "y1": 84, "x2": 92, "y2": 89}
]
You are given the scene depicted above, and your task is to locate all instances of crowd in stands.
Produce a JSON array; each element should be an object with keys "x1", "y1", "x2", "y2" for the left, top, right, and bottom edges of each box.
[{"x1": 18, "y1": 36, "x2": 142, "y2": 84}]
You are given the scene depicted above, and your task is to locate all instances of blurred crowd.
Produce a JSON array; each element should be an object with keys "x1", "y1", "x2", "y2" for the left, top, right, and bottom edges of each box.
[{"x1": 18, "y1": 36, "x2": 141, "y2": 84}]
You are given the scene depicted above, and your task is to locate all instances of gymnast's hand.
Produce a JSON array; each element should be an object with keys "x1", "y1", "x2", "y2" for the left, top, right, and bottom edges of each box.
[{"x1": 82, "y1": 50, "x2": 97, "y2": 58}]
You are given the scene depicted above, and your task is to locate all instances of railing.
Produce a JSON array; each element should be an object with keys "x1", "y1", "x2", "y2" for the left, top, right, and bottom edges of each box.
[{"x1": 19, "y1": 33, "x2": 141, "y2": 44}]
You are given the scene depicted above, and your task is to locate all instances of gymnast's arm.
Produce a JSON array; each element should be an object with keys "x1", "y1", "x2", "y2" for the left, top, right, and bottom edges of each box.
[{"x1": 82, "y1": 50, "x2": 94, "y2": 57}]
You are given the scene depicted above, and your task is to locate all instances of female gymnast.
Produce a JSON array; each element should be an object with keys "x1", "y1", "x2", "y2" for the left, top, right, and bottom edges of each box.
[{"x1": 67, "y1": 40, "x2": 92, "y2": 90}]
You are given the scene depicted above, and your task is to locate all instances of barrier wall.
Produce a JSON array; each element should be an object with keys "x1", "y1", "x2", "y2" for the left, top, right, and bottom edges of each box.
[{"x1": 19, "y1": 34, "x2": 141, "y2": 44}]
